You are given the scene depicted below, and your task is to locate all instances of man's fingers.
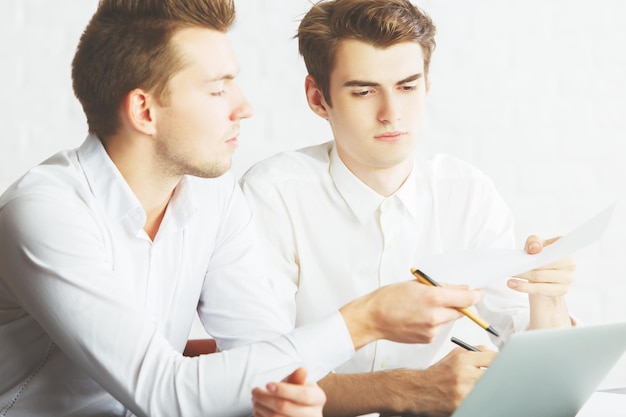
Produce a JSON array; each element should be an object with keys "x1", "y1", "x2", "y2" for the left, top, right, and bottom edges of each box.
[
  {"x1": 542, "y1": 236, "x2": 561, "y2": 247},
  {"x1": 251, "y1": 398, "x2": 272, "y2": 417},
  {"x1": 253, "y1": 384, "x2": 324, "y2": 417},
  {"x1": 284, "y1": 367, "x2": 308, "y2": 385},
  {"x1": 507, "y1": 279, "x2": 569, "y2": 296},
  {"x1": 524, "y1": 235, "x2": 562, "y2": 254},
  {"x1": 524, "y1": 234, "x2": 544, "y2": 254},
  {"x1": 514, "y1": 268, "x2": 574, "y2": 284},
  {"x1": 514, "y1": 256, "x2": 575, "y2": 284},
  {"x1": 259, "y1": 378, "x2": 325, "y2": 407},
  {"x1": 436, "y1": 286, "x2": 483, "y2": 309},
  {"x1": 467, "y1": 350, "x2": 497, "y2": 368}
]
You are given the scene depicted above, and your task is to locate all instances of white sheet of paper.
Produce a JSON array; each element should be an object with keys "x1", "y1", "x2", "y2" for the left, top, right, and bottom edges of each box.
[
  {"x1": 576, "y1": 391, "x2": 626, "y2": 417},
  {"x1": 416, "y1": 203, "x2": 616, "y2": 288}
]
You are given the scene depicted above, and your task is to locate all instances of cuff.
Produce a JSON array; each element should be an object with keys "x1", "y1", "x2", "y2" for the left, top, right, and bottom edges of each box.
[{"x1": 289, "y1": 311, "x2": 355, "y2": 381}]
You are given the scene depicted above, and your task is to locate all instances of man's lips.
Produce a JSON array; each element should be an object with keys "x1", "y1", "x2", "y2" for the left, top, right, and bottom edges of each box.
[
  {"x1": 225, "y1": 137, "x2": 239, "y2": 147},
  {"x1": 374, "y1": 131, "x2": 406, "y2": 142},
  {"x1": 225, "y1": 130, "x2": 240, "y2": 146}
]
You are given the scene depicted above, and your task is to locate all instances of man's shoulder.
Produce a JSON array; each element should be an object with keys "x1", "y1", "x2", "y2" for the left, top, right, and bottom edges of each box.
[
  {"x1": 420, "y1": 154, "x2": 507, "y2": 219},
  {"x1": 0, "y1": 150, "x2": 100, "y2": 246},
  {"x1": 240, "y1": 141, "x2": 333, "y2": 186},
  {"x1": 0, "y1": 150, "x2": 84, "y2": 208}
]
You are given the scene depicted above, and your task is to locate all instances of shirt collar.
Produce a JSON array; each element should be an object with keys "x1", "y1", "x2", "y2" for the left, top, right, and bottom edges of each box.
[
  {"x1": 395, "y1": 165, "x2": 419, "y2": 218},
  {"x1": 76, "y1": 134, "x2": 197, "y2": 235},
  {"x1": 329, "y1": 143, "x2": 419, "y2": 221},
  {"x1": 162, "y1": 175, "x2": 197, "y2": 232}
]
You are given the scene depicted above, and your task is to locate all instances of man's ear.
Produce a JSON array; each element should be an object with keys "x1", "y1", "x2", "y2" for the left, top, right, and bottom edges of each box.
[
  {"x1": 122, "y1": 88, "x2": 157, "y2": 136},
  {"x1": 304, "y1": 75, "x2": 330, "y2": 119}
]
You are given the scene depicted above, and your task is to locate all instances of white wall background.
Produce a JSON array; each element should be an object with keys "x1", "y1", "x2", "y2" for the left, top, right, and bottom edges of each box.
[{"x1": 1, "y1": 1, "x2": 625, "y2": 386}]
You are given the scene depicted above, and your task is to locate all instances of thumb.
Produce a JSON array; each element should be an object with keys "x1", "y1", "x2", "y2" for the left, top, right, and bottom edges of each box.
[{"x1": 284, "y1": 367, "x2": 308, "y2": 385}]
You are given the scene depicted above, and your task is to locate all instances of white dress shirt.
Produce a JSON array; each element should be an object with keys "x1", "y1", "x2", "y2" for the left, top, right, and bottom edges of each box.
[
  {"x1": 240, "y1": 141, "x2": 530, "y2": 374},
  {"x1": 0, "y1": 135, "x2": 354, "y2": 417}
]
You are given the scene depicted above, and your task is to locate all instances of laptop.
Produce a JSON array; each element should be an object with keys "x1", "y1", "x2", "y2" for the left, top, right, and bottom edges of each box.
[{"x1": 451, "y1": 322, "x2": 626, "y2": 417}]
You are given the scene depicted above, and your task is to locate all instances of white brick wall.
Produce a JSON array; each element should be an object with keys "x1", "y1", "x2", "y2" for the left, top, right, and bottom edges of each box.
[{"x1": 1, "y1": 0, "x2": 625, "y2": 386}]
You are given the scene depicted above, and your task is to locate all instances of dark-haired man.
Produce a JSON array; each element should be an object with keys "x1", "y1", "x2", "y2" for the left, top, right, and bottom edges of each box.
[{"x1": 241, "y1": 0, "x2": 575, "y2": 415}]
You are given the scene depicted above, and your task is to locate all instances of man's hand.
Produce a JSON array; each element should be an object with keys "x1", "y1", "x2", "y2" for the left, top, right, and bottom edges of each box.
[
  {"x1": 252, "y1": 367, "x2": 325, "y2": 417},
  {"x1": 318, "y1": 346, "x2": 495, "y2": 417},
  {"x1": 375, "y1": 346, "x2": 496, "y2": 417},
  {"x1": 508, "y1": 235, "x2": 575, "y2": 329},
  {"x1": 340, "y1": 280, "x2": 483, "y2": 350},
  {"x1": 508, "y1": 235, "x2": 575, "y2": 297}
]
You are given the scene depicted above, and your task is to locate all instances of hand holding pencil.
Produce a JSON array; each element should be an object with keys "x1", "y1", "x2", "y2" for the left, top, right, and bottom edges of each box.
[
  {"x1": 339, "y1": 278, "x2": 484, "y2": 349},
  {"x1": 411, "y1": 268, "x2": 501, "y2": 337}
]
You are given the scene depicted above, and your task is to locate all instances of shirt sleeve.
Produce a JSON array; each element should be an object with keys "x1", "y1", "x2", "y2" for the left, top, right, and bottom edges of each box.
[
  {"x1": 239, "y1": 176, "x2": 301, "y2": 327},
  {"x1": 196, "y1": 180, "x2": 294, "y2": 348},
  {"x1": 0, "y1": 190, "x2": 353, "y2": 417},
  {"x1": 196, "y1": 179, "x2": 356, "y2": 377}
]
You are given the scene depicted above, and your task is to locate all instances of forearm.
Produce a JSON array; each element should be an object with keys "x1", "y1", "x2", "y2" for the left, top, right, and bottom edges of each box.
[
  {"x1": 318, "y1": 372, "x2": 409, "y2": 417},
  {"x1": 338, "y1": 297, "x2": 379, "y2": 350},
  {"x1": 317, "y1": 352, "x2": 488, "y2": 417},
  {"x1": 528, "y1": 295, "x2": 573, "y2": 329}
]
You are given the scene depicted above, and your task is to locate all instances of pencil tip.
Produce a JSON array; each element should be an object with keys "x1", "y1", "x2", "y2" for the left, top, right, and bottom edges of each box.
[{"x1": 487, "y1": 326, "x2": 500, "y2": 337}]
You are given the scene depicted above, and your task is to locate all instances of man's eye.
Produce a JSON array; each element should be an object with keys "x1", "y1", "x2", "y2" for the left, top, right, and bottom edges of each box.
[
  {"x1": 353, "y1": 89, "x2": 372, "y2": 97},
  {"x1": 401, "y1": 84, "x2": 417, "y2": 91}
]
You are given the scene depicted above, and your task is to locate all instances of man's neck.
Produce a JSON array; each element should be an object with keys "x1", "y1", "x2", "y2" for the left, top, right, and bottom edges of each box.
[
  {"x1": 339, "y1": 153, "x2": 414, "y2": 197},
  {"x1": 102, "y1": 134, "x2": 180, "y2": 241}
]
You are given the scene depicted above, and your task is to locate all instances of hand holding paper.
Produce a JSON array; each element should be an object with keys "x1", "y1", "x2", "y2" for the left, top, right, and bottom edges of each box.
[
  {"x1": 509, "y1": 235, "x2": 578, "y2": 328},
  {"x1": 507, "y1": 235, "x2": 575, "y2": 297}
]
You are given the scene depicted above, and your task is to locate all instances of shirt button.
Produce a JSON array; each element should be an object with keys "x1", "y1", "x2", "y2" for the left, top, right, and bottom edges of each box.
[{"x1": 380, "y1": 359, "x2": 388, "y2": 369}]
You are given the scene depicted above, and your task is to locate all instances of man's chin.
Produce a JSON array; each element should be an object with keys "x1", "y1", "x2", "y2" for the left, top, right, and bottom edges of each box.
[{"x1": 187, "y1": 160, "x2": 232, "y2": 179}]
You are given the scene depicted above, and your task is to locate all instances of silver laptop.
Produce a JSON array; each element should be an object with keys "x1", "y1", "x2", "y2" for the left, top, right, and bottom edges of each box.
[{"x1": 452, "y1": 322, "x2": 626, "y2": 417}]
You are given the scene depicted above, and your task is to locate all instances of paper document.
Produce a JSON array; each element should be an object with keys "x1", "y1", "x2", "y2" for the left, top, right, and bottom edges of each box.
[
  {"x1": 416, "y1": 203, "x2": 616, "y2": 288},
  {"x1": 576, "y1": 391, "x2": 626, "y2": 416}
]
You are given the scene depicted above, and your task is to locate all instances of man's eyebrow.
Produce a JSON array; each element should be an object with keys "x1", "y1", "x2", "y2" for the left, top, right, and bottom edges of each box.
[
  {"x1": 343, "y1": 80, "x2": 380, "y2": 88},
  {"x1": 342, "y1": 73, "x2": 423, "y2": 88},
  {"x1": 397, "y1": 73, "x2": 423, "y2": 84},
  {"x1": 204, "y1": 71, "x2": 239, "y2": 83}
]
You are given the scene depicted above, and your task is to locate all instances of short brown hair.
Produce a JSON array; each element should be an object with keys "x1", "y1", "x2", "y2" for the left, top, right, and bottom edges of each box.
[
  {"x1": 297, "y1": 0, "x2": 436, "y2": 106},
  {"x1": 72, "y1": 0, "x2": 235, "y2": 139}
]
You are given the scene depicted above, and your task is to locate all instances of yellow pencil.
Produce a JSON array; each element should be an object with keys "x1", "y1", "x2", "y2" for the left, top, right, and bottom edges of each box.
[{"x1": 410, "y1": 268, "x2": 500, "y2": 337}]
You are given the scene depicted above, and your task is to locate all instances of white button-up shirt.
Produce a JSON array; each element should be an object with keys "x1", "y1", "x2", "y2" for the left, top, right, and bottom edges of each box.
[
  {"x1": 0, "y1": 135, "x2": 354, "y2": 417},
  {"x1": 240, "y1": 141, "x2": 529, "y2": 374}
]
